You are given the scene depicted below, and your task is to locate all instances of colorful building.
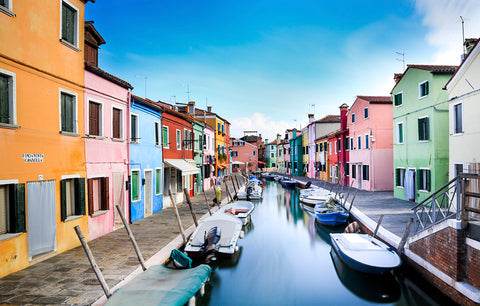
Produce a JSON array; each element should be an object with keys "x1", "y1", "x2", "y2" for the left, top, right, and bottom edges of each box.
[
  {"x1": 391, "y1": 64, "x2": 456, "y2": 202},
  {"x1": 203, "y1": 124, "x2": 216, "y2": 190},
  {"x1": 328, "y1": 130, "x2": 341, "y2": 183},
  {"x1": 311, "y1": 114, "x2": 341, "y2": 179},
  {"x1": 302, "y1": 126, "x2": 309, "y2": 176},
  {"x1": 291, "y1": 132, "x2": 303, "y2": 176},
  {"x1": 265, "y1": 139, "x2": 278, "y2": 169},
  {"x1": 276, "y1": 134, "x2": 286, "y2": 174},
  {"x1": 0, "y1": 0, "x2": 92, "y2": 278},
  {"x1": 230, "y1": 139, "x2": 258, "y2": 173},
  {"x1": 347, "y1": 96, "x2": 393, "y2": 191},
  {"x1": 84, "y1": 22, "x2": 133, "y2": 238},
  {"x1": 315, "y1": 134, "x2": 330, "y2": 181}
]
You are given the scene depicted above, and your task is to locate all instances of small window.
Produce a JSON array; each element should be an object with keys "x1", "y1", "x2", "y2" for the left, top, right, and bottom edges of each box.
[
  {"x1": 334, "y1": 141, "x2": 337, "y2": 154},
  {"x1": 253, "y1": 150, "x2": 256, "y2": 156},
  {"x1": 418, "y1": 117, "x2": 429, "y2": 141},
  {"x1": 88, "y1": 101, "x2": 102, "y2": 136},
  {"x1": 154, "y1": 122, "x2": 160, "y2": 146},
  {"x1": 345, "y1": 137, "x2": 349, "y2": 151},
  {"x1": 397, "y1": 122, "x2": 404, "y2": 144},
  {"x1": 337, "y1": 139, "x2": 341, "y2": 152},
  {"x1": 417, "y1": 169, "x2": 431, "y2": 192},
  {"x1": 419, "y1": 81, "x2": 429, "y2": 98},
  {"x1": 365, "y1": 134, "x2": 369, "y2": 149},
  {"x1": 155, "y1": 168, "x2": 162, "y2": 195},
  {"x1": 61, "y1": 1, "x2": 79, "y2": 47},
  {"x1": 362, "y1": 165, "x2": 369, "y2": 181},
  {"x1": 357, "y1": 136, "x2": 361, "y2": 150},
  {"x1": 351, "y1": 165, "x2": 356, "y2": 179},
  {"x1": 0, "y1": 69, "x2": 16, "y2": 125},
  {"x1": 396, "y1": 168, "x2": 405, "y2": 188},
  {"x1": 162, "y1": 126, "x2": 169, "y2": 148},
  {"x1": 350, "y1": 138, "x2": 353, "y2": 150},
  {"x1": 131, "y1": 170, "x2": 140, "y2": 202},
  {"x1": 61, "y1": 178, "x2": 86, "y2": 221},
  {"x1": 60, "y1": 90, "x2": 77, "y2": 133},
  {"x1": 0, "y1": 183, "x2": 26, "y2": 234},
  {"x1": 176, "y1": 130, "x2": 181, "y2": 150},
  {"x1": 131, "y1": 114, "x2": 139, "y2": 142},
  {"x1": 271, "y1": 152, "x2": 274, "y2": 158},
  {"x1": 87, "y1": 177, "x2": 109, "y2": 216},
  {"x1": 352, "y1": 113, "x2": 356, "y2": 123},
  {"x1": 394, "y1": 92, "x2": 403, "y2": 106},
  {"x1": 453, "y1": 103, "x2": 463, "y2": 134},
  {"x1": 345, "y1": 162, "x2": 349, "y2": 176},
  {"x1": 364, "y1": 107, "x2": 369, "y2": 119},
  {"x1": 112, "y1": 108, "x2": 123, "y2": 139},
  {"x1": 188, "y1": 131, "x2": 192, "y2": 150},
  {"x1": 319, "y1": 143, "x2": 323, "y2": 152},
  {"x1": 329, "y1": 142, "x2": 332, "y2": 155}
]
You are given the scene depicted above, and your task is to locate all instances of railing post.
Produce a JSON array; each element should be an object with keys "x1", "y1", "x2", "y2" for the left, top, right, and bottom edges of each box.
[
  {"x1": 456, "y1": 177, "x2": 461, "y2": 220},
  {"x1": 432, "y1": 194, "x2": 436, "y2": 224}
]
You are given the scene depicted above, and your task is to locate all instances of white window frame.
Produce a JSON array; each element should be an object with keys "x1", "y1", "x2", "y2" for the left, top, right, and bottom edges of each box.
[
  {"x1": 87, "y1": 98, "x2": 104, "y2": 137},
  {"x1": 419, "y1": 80, "x2": 429, "y2": 99},
  {"x1": 162, "y1": 125, "x2": 169, "y2": 148},
  {"x1": 364, "y1": 107, "x2": 369, "y2": 119},
  {"x1": 176, "y1": 129, "x2": 181, "y2": 150},
  {"x1": 59, "y1": 87, "x2": 78, "y2": 135},
  {"x1": 394, "y1": 91, "x2": 403, "y2": 107},
  {"x1": 0, "y1": 0, "x2": 15, "y2": 17},
  {"x1": 351, "y1": 113, "x2": 355, "y2": 123},
  {"x1": 418, "y1": 167, "x2": 430, "y2": 192},
  {"x1": 396, "y1": 122, "x2": 404, "y2": 144},
  {"x1": 350, "y1": 138, "x2": 353, "y2": 150},
  {"x1": 131, "y1": 169, "x2": 141, "y2": 202},
  {"x1": 0, "y1": 67, "x2": 17, "y2": 127},
  {"x1": 453, "y1": 102, "x2": 463, "y2": 135},
  {"x1": 59, "y1": 0, "x2": 80, "y2": 50},
  {"x1": 329, "y1": 142, "x2": 332, "y2": 154},
  {"x1": 418, "y1": 115, "x2": 429, "y2": 142},
  {"x1": 130, "y1": 113, "x2": 139, "y2": 143},
  {"x1": 111, "y1": 106, "x2": 124, "y2": 140},
  {"x1": 365, "y1": 134, "x2": 369, "y2": 149},
  {"x1": 396, "y1": 167, "x2": 405, "y2": 188},
  {"x1": 155, "y1": 167, "x2": 162, "y2": 195},
  {"x1": 357, "y1": 136, "x2": 361, "y2": 150},
  {"x1": 154, "y1": 121, "x2": 161, "y2": 147},
  {"x1": 334, "y1": 141, "x2": 337, "y2": 154}
]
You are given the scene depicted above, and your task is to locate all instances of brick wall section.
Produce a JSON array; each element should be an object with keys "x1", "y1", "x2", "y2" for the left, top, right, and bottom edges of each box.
[
  {"x1": 466, "y1": 245, "x2": 480, "y2": 290},
  {"x1": 409, "y1": 227, "x2": 466, "y2": 281}
]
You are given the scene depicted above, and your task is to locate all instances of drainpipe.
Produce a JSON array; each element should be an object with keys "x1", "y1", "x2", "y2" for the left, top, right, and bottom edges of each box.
[{"x1": 126, "y1": 89, "x2": 132, "y2": 223}]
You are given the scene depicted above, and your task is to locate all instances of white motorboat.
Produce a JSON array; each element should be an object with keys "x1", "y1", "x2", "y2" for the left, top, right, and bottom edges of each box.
[
  {"x1": 299, "y1": 188, "x2": 332, "y2": 205},
  {"x1": 185, "y1": 213, "x2": 243, "y2": 260},
  {"x1": 214, "y1": 201, "x2": 255, "y2": 225},
  {"x1": 330, "y1": 233, "x2": 402, "y2": 274},
  {"x1": 237, "y1": 178, "x2": 263, "y2": 200}
]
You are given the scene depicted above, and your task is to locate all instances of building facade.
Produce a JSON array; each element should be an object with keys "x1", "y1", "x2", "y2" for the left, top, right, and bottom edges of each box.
[{"x1": 230, "y1": 139, "x2": 258, "y2": 173}]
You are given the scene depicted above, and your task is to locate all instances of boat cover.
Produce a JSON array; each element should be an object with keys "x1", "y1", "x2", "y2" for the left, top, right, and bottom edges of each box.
[{"x1": 105, "y1": 264, "x2": 211, "y2": 306}]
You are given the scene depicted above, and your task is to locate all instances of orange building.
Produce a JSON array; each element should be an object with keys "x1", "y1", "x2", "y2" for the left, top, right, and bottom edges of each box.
[{"x1": 0, "y1": 0, "x2": 92, "y2": 277}]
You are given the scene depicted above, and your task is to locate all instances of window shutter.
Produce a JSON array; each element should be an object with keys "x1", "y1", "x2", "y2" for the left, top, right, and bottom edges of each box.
[
  {"x1": 425, "y1": 117, "x2": 429, "y2": 140},
  {"x1": 416, "y1": 169, "x2": 421, "y2": 190},
  {"x1": 418, "y1": 119, "x2": 422, "y2": 140},
  {"x1": 396, "y1": 169, "x2": 400, "y2": 186},
  {"x1": 11, "y1": 184, "x2": 26, "y2": 233},
  {"x1": 75, "y1": 178, "x2": 86, "y2": 215},
  {"x1": 113, "y1": 109, "x2": 121, "y2": 139},
  {"x1": 426, "y1": 170, "x2": 431, "y2": 192},
  {"x1": 61, "y1": 179, "x2": 67, "y2": 221},
  {"x1": 101, "y1": 177, "x2": 109, "y2": 210},
  {"x1": 87, "y1": 179, "x2": 94, "y2": 215}
]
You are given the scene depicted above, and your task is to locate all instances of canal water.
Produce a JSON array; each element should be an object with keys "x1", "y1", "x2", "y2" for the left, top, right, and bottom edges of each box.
[{"x1": 197, "y1": 181, "x2": 453, "y2": 305}]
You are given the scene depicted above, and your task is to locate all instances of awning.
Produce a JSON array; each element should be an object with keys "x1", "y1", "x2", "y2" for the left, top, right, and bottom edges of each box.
[
  {"x1": 164, "y1": 159, "x2": 200, "y2": 175},
  {"x1": 231, "y1": 161, "x2": 245, "y2": 165},
  {"x1": 258, "y1": 161, "x2": 266, "y2": 165}
]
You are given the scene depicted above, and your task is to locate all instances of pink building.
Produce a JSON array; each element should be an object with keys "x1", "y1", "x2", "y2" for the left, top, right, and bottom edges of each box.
[
  {"x1": 203, "y1": 124, "x2": 216, "y2": 190},
  {"x1": 347, "y1": 96, "x2": 393, "y2": 191},
  {"x1": 84, "y1": 22, "x2": 133, "y2": 239},
  {"x1": 230, "y1": 139, "x2": 258, "y2": 173}
]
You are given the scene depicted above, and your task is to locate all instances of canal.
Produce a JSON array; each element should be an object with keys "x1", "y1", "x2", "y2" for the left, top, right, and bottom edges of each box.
[{"x1": 197, "y1": 181, "x2": 454, "y2": 305}]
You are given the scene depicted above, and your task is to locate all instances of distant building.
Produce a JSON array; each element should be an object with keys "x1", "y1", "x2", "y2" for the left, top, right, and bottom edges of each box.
[{"x1": 230, "y1": 139, "x2": 258, "y2": 173}]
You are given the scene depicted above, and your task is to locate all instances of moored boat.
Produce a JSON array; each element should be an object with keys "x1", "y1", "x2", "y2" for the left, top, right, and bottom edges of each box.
[
  {"x1": 214, "y1": 201, "x2": 255, "y2": 225},
  {"x1": 237, "y1": 178, "x2": 263, "y2": 200},
  {"x1": 280, "y1": 179, "x2": 297, "y2": 188},
  {"x1": 314, "y1": 200, "x2": 349, "y2": 227},
  {"x1": 299, "y1": 188, "x2": 332, "y2": 205}
]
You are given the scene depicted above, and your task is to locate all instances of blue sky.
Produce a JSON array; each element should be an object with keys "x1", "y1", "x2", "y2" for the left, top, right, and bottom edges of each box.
[{"x1": 85, "y1": 0, "x2": 480, "y2": 140}]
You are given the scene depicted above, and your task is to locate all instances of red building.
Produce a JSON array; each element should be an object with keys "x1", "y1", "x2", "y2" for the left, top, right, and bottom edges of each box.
[
  {"x1": 328, "y1": 104, "x2": 350, "y2": 185},
  {"x1": 230, "y1": 139, "x2": 258, "y2": 173}
]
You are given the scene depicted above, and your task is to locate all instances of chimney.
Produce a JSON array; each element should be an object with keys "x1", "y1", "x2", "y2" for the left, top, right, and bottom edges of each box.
[
  {"x1": 308, "y1": 113, "x2": 314, "y2": 123},
  {"x1": 207, "y1": 106, "x2": 212, "y2": 112},
  {"x1": 339, "y1": 103, "x2": 349, "y2": 132},
  {"x1": 188, "y1": 101, "x2": 195, "y2": 115}
]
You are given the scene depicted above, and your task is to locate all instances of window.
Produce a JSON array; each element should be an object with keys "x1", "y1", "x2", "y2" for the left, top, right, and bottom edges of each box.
[
  {"x1": 131, "y1": 170, "x2": 140, "y2": 202},
  {"x1": 329, "y1": 142, "x2": 332, "y2": 154},
  {"x1": 396, "y1": 168, "x2": 405, "y2": 187},
  {"x1": 351, "y1": 165, "x2": 356, "y2": 179},
  {"x1": 87, "y1": 177, "x2": 109, "y2": 216},
  {"x1": 364, "y1": 107, "x2": 369, "y2": 119},
  {"x1": 418, "y1": 117, "x2": 429, "y2": 141},
  {"x1": 154, "y1": 122, "x2": 160, "y2": 146},
  {"x1": 176, "y1": 130, "x2": 181, "y2": 150},
  {"x1": 162, "y1": 126, "x2": 169, "y2": 148},
  {"x1": 61, "y1": 0, "x2": 79, "y2": 48},
  {"x1": 319, "y1": 143, "x2": 323, "y2": 152},
  {"x1": 352, "y1": 113, "x2": 355, "y2": 123},
  {"x1": 454, "y1": 164, "x2": 464, "y2": 177},
  {"x1": 394, "y1": 92, "x2": 403, "y2": 106},
  {"x1": 60, "y1": 177, "x2": 86, "y2": 221},
  {"x1": 419, "y1": 81, "x2": 429, "y2": 98},
  {"x1": 324, "y1": 141, "x2": 327, "y2": 152},
  {"x1": 417, "y1": 169, "x2": 431, "y2": 192},
  {"x1": 217, "y1": 123, "x2": 221, "y2": 133},
  {"x1": 365, "y1": 134, "x2": 369, "y2": 149},
  {"x1": 0, "y1": 182, "x2": 26, "y2": 234},
  {"x1": 0, "y1": 69, "x2": 16, "y2": 125},
  {"x1": 362, "y1": 165, "x2": 369, "y2": 181},
  {"x1": 271, "y1": 152, "x2": 274, "y2": 158},
  {"x1": 350, "y1": 138, "x2": 353, "y2": 150},
  {"x1": 60, "y1": 90, "x2": 77, "y2": 133},
  {"x1": 357, "y1": 136, "x2": 361, "y2": 150},
  {"x1": 0, "y1": 0, "x2": 12, "y2": 12},
  {"x1": 112, "y1": 108, "x2": 122, "y2": 139},
  {"x1": 345, "y1": 137, "x2": 349, "y2": 151},
  {"x1": 334, "y1": 141, "x2": 337, "y2": 154},
  {"x1": 337, "y1": 139, "x2": 341, "y2": 152},
  {"x1": 176, "y1": 170, "x2": 182, "y2": 192},
  {"x1": 88, "y1": 101, "x2": 102, "y2": 136},
  {"x1": 345, "y1": 162, "x2": 349, "y2": 176},
  {"x1": 253, "y1": 150, "x2": 256, "y2": 156},
  {"x1": 188, "y1": 131, "x2": 192, "y2": 150},
  {"x1": 131, "y1": 114, "x2": 139, "y2": 142},
  {"x1": 453, "y1": 103, "x2": 463, "y2": 134},
  {"x1": 155, "y1": 168, "x2": 162, "y2": 195},
  {"x1": 397, "y1": 122, "x2": 404, "y2": 144}
]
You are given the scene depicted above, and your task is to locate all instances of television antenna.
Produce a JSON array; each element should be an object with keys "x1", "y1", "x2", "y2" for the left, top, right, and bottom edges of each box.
[
  {"x1": 395, "y1": 52, "x2": 405, "y2": 71},
  {"x1": 459, "y1": 16, "x2": 470, "y2": 56}
]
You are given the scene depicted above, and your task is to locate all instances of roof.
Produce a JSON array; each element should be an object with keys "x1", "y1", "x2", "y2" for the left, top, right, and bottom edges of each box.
[
  {"x1": 159, "y1": 105, "x2": 193, "y2": 123},
  {"x1": 85, "y1": 64, "x2": 133, "y2": 89},
  {"x1": 357, "y1": 95, "x2": 392, "y2": 104},
  {"x1": 445, "y1": 38, "x2": 480, "y2": 89},
  {"x1": 131, "y1": 95, "x2": 163, "y2": 112},
  {"x1": 240, "y1": 135, "x2": 259, "y2": 143},
  {"x1": 266, "y1": 140, "x2": 278, "y2": 145},
  {"x1": 315, "y1": 128, "x2": 341, "y2": 141},
  {"x1": 392, "y1": 64, "x2": 458, "y2": 93},
  {"x1": 84, "y1": 21, "x2": 105, "y2": 46},
  {"x1": 194, "y1": 108, "x2": 230, "y2": 124},
  {"x1": 313, "y1": 114, "x2": 341, "y2": 124}
]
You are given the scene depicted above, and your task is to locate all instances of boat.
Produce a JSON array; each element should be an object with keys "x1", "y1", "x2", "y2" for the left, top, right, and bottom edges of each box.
[
  {"x1": 273, "y1": 175, "x2": 283, "y2": 181},
  {"x1": 330, "y1": 233, "x2": 402, "y2": 274},
  {"x1": 295, "y1": 180, "x2": 312, "y2": 189},
  {"x1": 237, "y1": 178, "x2": 263, "y2": 200},
  {"x1": 299, "y1": 188, "x2": 332, "y2": 205},
  {"x1": 262, "y1": 172, "x2": 275, "y2": 180},
  {"x1": 280, "y1": 179, "x2": 297, "y2": 188},
  {"x1": 214, "y1": 201, "x2": 255, "y2": 225},
  {"x1": 184, "y1": 213, "x2": 244, "y2": 260},
  {"x1": 314, "y1": 197, "x2": 349, "y2": 227}
]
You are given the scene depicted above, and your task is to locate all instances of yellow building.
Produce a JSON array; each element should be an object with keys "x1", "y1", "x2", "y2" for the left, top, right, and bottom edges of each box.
[
  {"x1": 0, "y1": 0, "x2": 92, "y2": 277},
  {"x1": 315, "y1": 136, "x2": 330, "y2": 181},
  {"x1": 302, "y1": 129, "x2": 308, "y2": 175}
]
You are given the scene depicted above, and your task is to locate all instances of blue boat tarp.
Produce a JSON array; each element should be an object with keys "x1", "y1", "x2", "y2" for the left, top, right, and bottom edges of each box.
[{"x1": 105, "y1": 264, "x2": 211, "y2": 306}]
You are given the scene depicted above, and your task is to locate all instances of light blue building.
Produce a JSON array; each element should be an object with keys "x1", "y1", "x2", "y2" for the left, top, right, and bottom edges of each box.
[{"x1": 129, "y1": 95, "x2": 164, "y2": 223}]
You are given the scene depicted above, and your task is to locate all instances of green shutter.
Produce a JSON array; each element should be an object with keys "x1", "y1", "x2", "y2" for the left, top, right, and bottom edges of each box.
[
  {"x1": 156, "y1": 169, "x2": 160, "y2": 194},
  {"x1": 426, "y1": 170, "x2": 431, "y2": 192},
  {"x1": 425, "y1": 117, "x2": 429, "y2": 140},
  {"x1": 132, "y1": 172, "x2": 138, "y2": 200},
  {"x1": 10, "y1": 184, "x2": 26, "y2": 233},
  {"x1": 416, "y1": 169, "x2": 421, "y2": 190},
  {"x1": 61, "y1": 179, "x2": 67, "y2": 221},
  {"x1": 75, "y1": 178, "x2": 86, "y2": 215},
  {"x1": 395, "y1": 169, "x2": 400, "y2": 186}
]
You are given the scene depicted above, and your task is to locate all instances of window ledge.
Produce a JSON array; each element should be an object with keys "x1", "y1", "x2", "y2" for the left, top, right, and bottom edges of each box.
[
  {"x1": 0, "y1": 232, "x2": 23, "y2": 243},
  {"x1": 418, "y1": 140, "x2": 430, "y2": 143},
  {"x1": 418, "y1": 95, "x2": 428, "y2": 100},
  {"x1": 64, "y1": 215, "x2": 83, "y2": 222},
  {"x1": 419, "y1": 190, "x2": 430, "y2": 193},
  {"x1": 91, "y1": 210, "x2": 108, "y2": 218},
  {"x1": 112, "y1": 138, "x2": 125, "y2": 142},
  {"x1": 130, "y1": 140, "x2": 140, "y2": 144},
  {"x1": 395, "y1": 104, "x2": 404, "y2": 108},
  {"x1": 60, "y1": 131, "x2": 80, "y2": 137},
  {"x1": 396, "y1": 186, "x2": 405, "y2": 189},
  {"x1": 85, "y1": 135, "x2": 106, "y2": 140},
  {"x1": 60, "y1": 39, "x2": 80, "y2": 52},
  {"x1": 0, "y1": 6, "x2": 15, "y2": 17},
  {"x1": 0, "y1": 123, "x2": 20, "y2": 130},
  {"x1": 452, "y1": 132, "x2": 464, "y2": 136}
]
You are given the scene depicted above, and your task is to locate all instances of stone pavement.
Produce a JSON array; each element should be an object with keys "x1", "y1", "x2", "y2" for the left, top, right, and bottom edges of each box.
[{"x1": 0, "y1": 177, "x2": 242, "y2": 306}]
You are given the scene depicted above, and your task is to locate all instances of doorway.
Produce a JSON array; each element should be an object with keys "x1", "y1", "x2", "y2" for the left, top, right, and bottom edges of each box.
[
  {"x1": 113, "y1": 172, "x2": 125, "y2": 229},
  {"x1": 144, "y1": 170, "x2": 153, "y2": 216}
]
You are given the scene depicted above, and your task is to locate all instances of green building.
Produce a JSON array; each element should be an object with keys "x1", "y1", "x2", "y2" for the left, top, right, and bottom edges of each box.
[
  {"x1": 290, "y1": 132, "x2": 303, "y2": 176},
  {"x1": 391, "y1": 64, "x2": 456, "y2": 202},
  {"x1": 192, "y1": 120, "x2": 205, "y2": 195}
]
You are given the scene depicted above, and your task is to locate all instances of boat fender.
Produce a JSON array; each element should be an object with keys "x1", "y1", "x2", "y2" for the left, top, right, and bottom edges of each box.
[
  {"x1": 344, "y1": 221, "x2": 360, "y2": 233},
  {"x1": 305, "y1": 181, "x2": 312, "y2": 188},
  {"x1": 239, "y1": 231, "x2": 245, "y2": 239}
]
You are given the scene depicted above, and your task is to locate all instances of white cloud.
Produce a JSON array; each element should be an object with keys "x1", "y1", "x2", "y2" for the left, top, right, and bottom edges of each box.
[
  {"x1": 415, "y1": 0, "x2": 480, "y2": 64},
  {"x1": 231, "y1": 112, "x2": 295, "y2": 141}
]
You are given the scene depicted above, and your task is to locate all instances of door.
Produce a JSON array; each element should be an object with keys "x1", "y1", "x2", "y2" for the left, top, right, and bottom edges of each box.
[
  {"x1": 27, "y1": 180, "x2": 56, "y2": 258},
  {"x1": 357, "y1": 165, "x2": 362, "y2": 188},
  {"x1": 144, "y1": 170, "x2": 153, "y2": 216},
  {"x1": 404, "y1": 169, "x2": 416, "y2": 201},
  {"x1": 113, "y1": 172, "x2": 125, "y2": 229}
]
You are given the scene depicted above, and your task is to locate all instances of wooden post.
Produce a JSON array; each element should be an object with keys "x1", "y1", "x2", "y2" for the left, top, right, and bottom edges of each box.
[
  {"x1": 225, "y1": 183, "x2": 233, "y2": 203},
  {"x1": 398, "y1": 218, "x2": 414, "y2": 254},
  {"x1": 235, "y1": 175, "x2": 242, "y2": 190},
  {"x1": 183, "y1": 188, "x2": 198, "y2": 227},
  {"x1": 329, "y1": 182, "x2": 335, "y2": 193},
  {"x1": 348, "y1": 188, "x2": 359, "y2": 213},
  {"x1": 74, "y1": 225, "x2": 112, "y2": 298},
  {"x1": 202, "y1": 186, "x2": 212, "y2": 216},
  {"x1": 169, "y1": 189, "x2": 186, "y2": 244},
  {"x1": 373, "y1": 214, "x2": 384, "y2": 238},
  {"x1": 343, "y1": 182, "x2": 354, "y2": 208},
  {"x1": 231, "y1": 177, "x2": 238, "y2": 198},
  {"x1": 115, "y1": 205, "x2": 147, "y2": 271}
]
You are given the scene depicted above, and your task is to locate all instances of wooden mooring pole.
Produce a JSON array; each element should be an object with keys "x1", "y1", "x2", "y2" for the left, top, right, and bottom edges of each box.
[
  {"x1": 373, "y1": 214, "x2": 384, "y2": 238},
  {"x1": 74, "y1": 226, "x2": 112, "y2": 298},
  {"x1": 224, "y1": 183, "x2": 234, "y2": 203},
  {"x1": 115, "y1": 205, "x2": 147, "y2": 271},
  {"x1": 342, "y1": 182, "x2": 354, "y2": 208},
  {"x1": 348, "y1": 188, "x2": 359, "y2": 213},
  {"x1": 202, "y1": 185, "x2": 212, "y2": 216},
  {"x1": 169, "y1": 189, "x2": 186, "y2": 244},
  {"x1": 398, "y1": 218, "x2": 414, "y2": 254},
  {"x1": 183, "y1": 188, "x2": 198, "y2": 227}
]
